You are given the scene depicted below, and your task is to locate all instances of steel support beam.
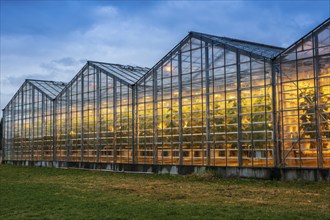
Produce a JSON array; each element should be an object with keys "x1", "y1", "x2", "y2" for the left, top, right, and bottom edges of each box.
[
  {"x1": 1, "y1": 111, "x2": 5, "y2": 161},
  {"x1": 131, "y1": 85, "x2": 136, "y2": 164},
  {"x1": 96, "y1": 69, "x2": 101, "y2": 162},
  {"x1": 313, "y1": 32, "x2": 323, "y2": 168},
  {"x1": 80, "y1": 74, "x2": 85, "y2": 162},
  {"x1": 53, "y1": 101, "x2": 57, "y2": 162},
  {"x1": 205, "y1": 42, "x2": 211, "y2": 166},
  {"x1": 65, "y1": 91, "x2": 70, "y2": 161},
  {"x1": 41, "y1": 94, "x2": 45, "y2": 161},
  {"x1": 113, "y1": 79, "x2": 117, "y2": 163},
  {"x1": 31, "y1": 88, "x2": 35, "y2": 161},
  {"x1": 10, "y1": 94, "x2": 15, "y2": 161},
  {"x1": 236, "y1": 50, "x2": 243, "y2": 167},
  {"x1": 153, "y1": 70, "x2": 158, "y2": 164},
  {"x1": 20, "y1": 87, "x2": 24, "y2": 160},
  {"x1": 178, "y1": 50, "x2": 183, "y2": 165},
  {"x1": 271, "y1": 64, "x2": 279, "y2": 167}
]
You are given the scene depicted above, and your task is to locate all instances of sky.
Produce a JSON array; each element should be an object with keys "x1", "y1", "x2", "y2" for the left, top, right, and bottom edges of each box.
[{"x1": 1, "y1": 0, "x2": 330, "y2": 116}]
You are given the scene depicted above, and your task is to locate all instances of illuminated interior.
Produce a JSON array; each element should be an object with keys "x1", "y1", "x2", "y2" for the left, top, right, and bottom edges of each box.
[
  {"x1": 277, "y1": 22, "x2": 330, "y2": 167},
  {"x1": 2, "y1": 80, "x2": 66, "y2": 161},
  {"x1": 136, "y1": 37, "x2": 274, "y2": 167},
  {"x1": 2, "y1": 19, "x2": 329, "y2": 169}
]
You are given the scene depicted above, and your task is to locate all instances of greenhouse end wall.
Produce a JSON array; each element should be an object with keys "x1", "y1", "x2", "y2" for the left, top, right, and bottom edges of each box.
[
  {"x1": 2, "y1": 19, "x2": 330, "y2": 180},
  {"x1": 55, "y1": 63, "x2": 135, "y2": 163},
  {"x1": 135, "y1": 37, "x2": 274, "y2": 167},
  {"x1": 276, "y1": 19, "x2": 330, "y2": 168}
]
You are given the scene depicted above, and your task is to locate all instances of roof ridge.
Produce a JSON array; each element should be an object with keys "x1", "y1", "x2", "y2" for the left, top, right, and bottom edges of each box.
[
  {"x1": 88, "y1": 60, "x2": 150, "y2": 70},
  {"x1": 89, "y1": 61, "x2": 149, "y2": 85},
  {"x1": 273, "y1": 17, "x2": 330, "y2": 60},
  {"x1": 220, "y1": 36, "x2": 285, "y2": 50},
  {"x1": 190, "y1": 31, "x2": 284, "y2": 50},
  {"x1": 26, "y1": 78, "x2": 67, "y2": 84}
]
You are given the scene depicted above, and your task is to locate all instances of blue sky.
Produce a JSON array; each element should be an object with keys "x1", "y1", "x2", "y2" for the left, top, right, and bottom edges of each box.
[{"x1": 1, "y1": 0, "x2": 329, "y2": 115}]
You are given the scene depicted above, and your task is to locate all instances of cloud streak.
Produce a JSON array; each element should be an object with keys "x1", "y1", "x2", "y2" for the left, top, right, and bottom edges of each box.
[{"x1": 1, "y1": 1, "x2": 329, "y2": 115}]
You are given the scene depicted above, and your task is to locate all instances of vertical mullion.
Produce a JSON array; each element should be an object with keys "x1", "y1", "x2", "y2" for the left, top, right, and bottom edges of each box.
[
  {"x1": 65, "y1": 90, "x2": 70, "y2": 161},
  {"x1": 200, "y1": 40, "x2": 204, "y2": 166},
  {"x1": 205, "y1": 42, "x2": 211, "y2": 166},
  {"x1": 135, "y1": 84, "x2": 139, "y2": 164},
  {"x1": 80, "y1": 73, "x2": 84, "y2": 162},
  {"x1": 295, "y1": 49, "x2": 302, "y2": 168},
  {"x1": 119, "y1": 84, "x2": 123, "y2": 163},
  {"x1": 272, "y1": 63, "x2": 279, "y2": 167},
  {"x1": 161, "y1": 68, "x2": 164, "y2": 164},
  {"x1": 153, "y1": 70, "x2": 158, "y2": 164},
  {"x1": 31, "y1": 88, "x2": 35, "y2": 161},
  {"x1": 170, "y1": 57, "x2": 173, "y2": 164},
  {"x1": 313, "y1": 32, "x2": 322, "y2": 168},
  {"x1": 279, "y1": 58, "x2": 285, "y2": 167},
  {"x1": 143, "y1": 79, "x2": 146, "y2": 164},
  {"x1": 53, "y1": 98, "x2": 57, "y2": 162},
  {"x1": 189, "y1": 41, "x2": 193, "y2": 164},
  {"x1": 113, "y1": 78, "x2": 117, "y2": 163},
  {"x1": 96, "y1": 69, "x2": 101, "y2": 163},
  {"x1": 249, "y1": 55, "x2": 254, "y2": 167},
  {"x1": 41, "y1": 94, "x2": 45, "y2": 161},
  {"x1": 263, "y1": 59, "x2": 268, "y2": 168},
  {"x1": 11, "y1": 96, "x2": 15, "y2": 161},
  {"x1": 21, "y1": 87, "x2": 24, "y2": 160},
  {"x1": 178, "y1": 50, "x2": 183, "y2": 165},
  {"x1": 211, "y1": 43, "x2": 215, "y2": 166},
  {"x1": 132, "y1": 85, "x2": 136, "y2": 164},
  {"x1": 1, "y1": 112, "x2": 5, "y2": 161},
  {"x1": 224, "y1": 46, "x2": 228, "y2": 166},
  {"x1": 237, "y1": 50, "x2": 242, "y2": 167}
]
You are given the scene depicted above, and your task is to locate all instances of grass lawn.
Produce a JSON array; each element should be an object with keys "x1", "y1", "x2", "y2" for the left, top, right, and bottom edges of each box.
[{"x1": 0, "y1": 165, "x2": 329, "y2": 219}]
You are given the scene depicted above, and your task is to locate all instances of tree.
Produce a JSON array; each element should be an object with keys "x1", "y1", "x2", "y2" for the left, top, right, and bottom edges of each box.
[{"x1": 299, "y1": 87, "x2": 330, "y2": 149}]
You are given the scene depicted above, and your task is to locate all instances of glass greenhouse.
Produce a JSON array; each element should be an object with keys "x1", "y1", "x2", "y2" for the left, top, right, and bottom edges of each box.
[{"x1": 2, "y1": 19, "x2": 330, "y2": 172}]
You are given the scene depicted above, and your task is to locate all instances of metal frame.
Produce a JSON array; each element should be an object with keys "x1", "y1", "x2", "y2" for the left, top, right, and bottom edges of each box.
[{"x1": 2, "y1": 19, "x2": 329, "y2": 170}]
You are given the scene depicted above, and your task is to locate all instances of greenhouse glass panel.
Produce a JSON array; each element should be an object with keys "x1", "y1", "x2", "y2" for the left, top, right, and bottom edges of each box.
[
  {"x1": 277, "y1": 21, "x2": 330, "y2": 168},
  {"x1": 2, "y1": 80, "x2": 65, "y2": 162},
  {"x1": 135, "y1": 35, "x2": 275, "y2": 167},
  {"x1": 55, "y1": 62, "x2": 145, "y2": 163},
  {"x1": 3, "y1": 19, "x2": 329, "y2": 175}
]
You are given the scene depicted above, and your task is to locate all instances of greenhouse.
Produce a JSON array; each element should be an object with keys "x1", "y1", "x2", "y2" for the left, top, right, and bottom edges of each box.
[
  {"x1": 2, "y1": 80, "x2": 66, "y2": 161},
  {"x1": 2, "y1": 18, "x2": 330, "y2": 179}
]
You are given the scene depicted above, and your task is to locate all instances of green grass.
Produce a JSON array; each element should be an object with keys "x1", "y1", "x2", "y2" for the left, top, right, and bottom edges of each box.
[{"x1": 0, "y1": 165, "x2": 329, "y2": 220}]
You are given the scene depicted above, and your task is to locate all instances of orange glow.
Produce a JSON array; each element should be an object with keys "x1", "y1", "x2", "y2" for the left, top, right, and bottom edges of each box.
[{"x1": 164, "y1": 65, "x2": 171, "y2": 72}]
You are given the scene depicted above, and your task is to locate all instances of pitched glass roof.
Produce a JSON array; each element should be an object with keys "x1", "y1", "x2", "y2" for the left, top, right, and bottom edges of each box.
[
  {"x1": 191, "y1": 32, "x2": 284, "y2": 59},
  {"x1": 274, "y1": 18, "x2": 330, "y2": 60},
  {"x1": 89, "y1": 61, "x2": 150, "y2": 85},
  {"x1": 28, "y1": 79, "x2": 67, "y2": 99}
]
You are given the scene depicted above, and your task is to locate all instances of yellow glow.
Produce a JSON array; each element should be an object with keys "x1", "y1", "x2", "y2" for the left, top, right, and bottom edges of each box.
[
  {"x1": 164, "y1": 65, "x2": 171, "y2": 72},
  {"x1": 158, "y1": 122, "x2": 165, "y2": 129},
  {"x1": 69, "y1": 130, "x2": 75, "y2": 135}
]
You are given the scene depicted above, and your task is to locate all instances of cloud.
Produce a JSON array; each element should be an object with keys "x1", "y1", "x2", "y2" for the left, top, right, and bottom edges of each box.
[
  {"x1": 94, "y1": 5, "x2": 118, "y2": 17},
  {"x1": 1, "y1": 1, "x2": 329, "y2": 116},
  {"x1": 52, "y1": 57, "x2": 83, "y2": 66}
]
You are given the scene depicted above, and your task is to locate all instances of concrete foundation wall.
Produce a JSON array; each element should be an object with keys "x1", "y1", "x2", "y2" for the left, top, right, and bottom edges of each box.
[{"x1": 3, "y1": 160, "x2": 330, "y2": 181}]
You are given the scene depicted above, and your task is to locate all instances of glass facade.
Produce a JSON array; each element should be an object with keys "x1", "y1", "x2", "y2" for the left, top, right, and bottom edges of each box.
[
  {"x1": 276, "y1": 21, "x2": 330, "y2": 168},
  {"x1": 55, "y1": 63, "x2": 147, "y2": 163},
  {"x1": 2, "y1": 80, "x2": 66, "y2": 161},
  {"x1": 2, "y1": 19, "x2": 330, "y2": 169},
  {"x1": 136, "y1": 37, "x2": 274, "y2": 167}
]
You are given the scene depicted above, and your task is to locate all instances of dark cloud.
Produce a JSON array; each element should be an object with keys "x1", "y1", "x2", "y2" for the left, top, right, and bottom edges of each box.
[
  {"x1": 53, "y1": 57, "x2": 80, "y2": 66},
  {"x1": 1, "y1": 1, "x2": 329, "y2": 117}
]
